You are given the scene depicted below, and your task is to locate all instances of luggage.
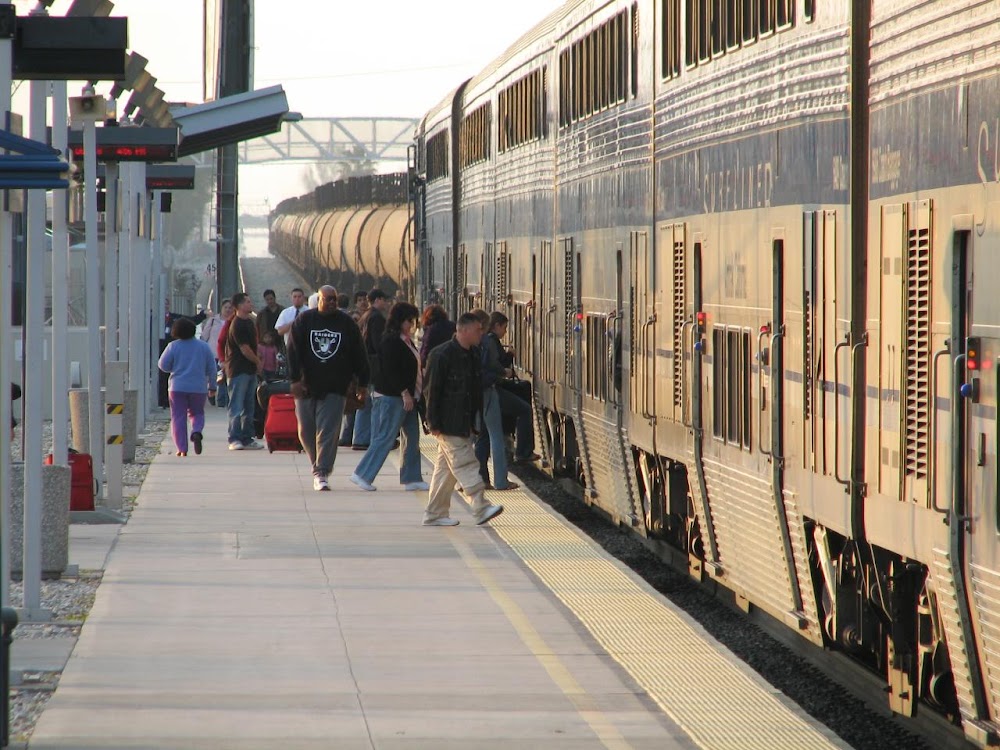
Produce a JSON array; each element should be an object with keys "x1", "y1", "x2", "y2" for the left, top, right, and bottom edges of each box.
[
  {"x1": 264, "y1": 393, "x2": 302, "y2": 453},
  {"x1": 45, "y1": 450, "x2": 96, "y2": 511},
  {"x1": 256, "y1": 379, "x2": 291, "y2": 439}
]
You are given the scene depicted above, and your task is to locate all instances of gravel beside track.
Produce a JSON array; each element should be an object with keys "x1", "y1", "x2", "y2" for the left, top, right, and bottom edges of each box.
[{"x1": 512, "y1": 464, "x2": 938, "y2": 750}]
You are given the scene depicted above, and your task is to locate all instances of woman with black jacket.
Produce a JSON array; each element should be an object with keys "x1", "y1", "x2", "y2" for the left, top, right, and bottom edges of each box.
[{"x1": 350, "y1": 302, "x2": 428, "y2": 492}]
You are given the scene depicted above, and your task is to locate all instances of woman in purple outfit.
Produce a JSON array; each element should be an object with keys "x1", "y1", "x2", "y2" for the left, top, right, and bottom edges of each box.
[{"x1": 158, "y1": 318, "x2": 218, "y2": 456}]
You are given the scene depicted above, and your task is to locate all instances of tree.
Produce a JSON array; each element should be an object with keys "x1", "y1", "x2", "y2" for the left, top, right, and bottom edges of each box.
[{"x1": 299, "y1": 144, "x2": 375, "y2": 191}]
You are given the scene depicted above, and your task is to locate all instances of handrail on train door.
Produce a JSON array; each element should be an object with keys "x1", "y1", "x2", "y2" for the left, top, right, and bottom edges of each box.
[
  {"x1": 607, "y1": 311, "x2": 620, "y2": 406},
  {"x1": 850, "y1": 333, "x2": 868, "y2": 491},
  {"x1": 951, "y1": 354, "x2": 969, "y2": 527},
  {"x1": 757, "y1": 324, "x2": 771, "y2": 457},
  {"x1": 681, "y1": 316, "x2": 695, "y2": 427},
  {"x1": 833, "y1": 332, "x2": 852, "y2": 488},
  {"x1": 770, "y1": 326, "x2": 786, "y2": 466},
  {"x1": 641, "y1": 314, "x2": 656, "y2": 419},
  {"x1": 545, "y1": 304, "x2": 557, "y2": 385},
  {"x1": 929, "y1": 343, "x2": 951, "y2": 514}
]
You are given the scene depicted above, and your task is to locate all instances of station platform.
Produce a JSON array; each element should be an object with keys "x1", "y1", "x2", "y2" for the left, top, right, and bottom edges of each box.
[{"x1": 27, "y1": 408, "x2": 850, "y2": 749}]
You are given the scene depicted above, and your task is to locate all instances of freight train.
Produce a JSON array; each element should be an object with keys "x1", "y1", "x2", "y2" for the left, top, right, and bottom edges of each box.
[{"x1": 273, "y1": 1, "x2": 1000, "y2": 743}]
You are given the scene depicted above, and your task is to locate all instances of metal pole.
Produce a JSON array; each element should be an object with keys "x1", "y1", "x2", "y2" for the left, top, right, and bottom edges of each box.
[
  {"x1": 117, "y1": 160, "x2": 130, "y2": 382},
  {"x1": 149, "y1": 189, "x2": 162, "y2": 415},
  {"x1": 23, "y1": 77, "x2": 47, "y2": 618},
  {"x1": 84, "y1": 116, "x2": 103, "y2": 493},
  {"x1": 0, "y1": 0, "x2": 13, "y2": 610},
  {"x1": 104, "y1": 161, "x2": 119, "y2": 364},
  {"x1": 128, "y1": 163, "x2": 145, "y2": 427},
  {"x1": 51, "y1": 80, "x2": 69, "y2": 466}
]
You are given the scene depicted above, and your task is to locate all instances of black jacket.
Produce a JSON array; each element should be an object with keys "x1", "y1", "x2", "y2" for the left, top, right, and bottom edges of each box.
[
  {"x1": 360, "y1": 308, "x2": 387, "y2": 381},
  {"x1": 373, "y1": 334, "x2": 418, "y2": 398},
  {"x1": 425, "y1": 338, "x2": 482, "y2": 437},
  {"x1": 420, "y1": 319, "x2": 456, "y2": 370},
  {"x1": 288, "y1": 309, "x2": 370, "y2": 397}
]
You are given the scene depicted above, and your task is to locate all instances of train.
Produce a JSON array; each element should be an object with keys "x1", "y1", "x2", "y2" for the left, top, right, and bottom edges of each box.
[
  {"x1": 268, "y1": 173, "x2": 416, "y2": 302},
  {"x1": 271, "y1": 1, "x2": 1000, "y2": 743}
]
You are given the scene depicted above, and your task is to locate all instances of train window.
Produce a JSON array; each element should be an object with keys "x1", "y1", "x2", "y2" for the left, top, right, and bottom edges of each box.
[
  {"x1": 559, "y1": 10, "x2": 631, "y2": 127},
  {"x1": 776, "y1": 0, "x2": 793, "y2": 29},
  {"x1": 459, "y1": 103, "x2": 491, "y2": 170},
  {"x1": 712, "y1": 326, "x2": 752, "y2": 447},
  {"x1": 742, "y1": 331, "x2": 751, "y2": 449},
  {"x1": 426, "y1": 131, "x2": 449, "y2": 183},
  {"x1": 698, "y1": 0, "x2": 711, "y2": 63},
  {"x1": 713, "y1": 328, "x2": 725, "y2": 439},
  {"x1": 727, "y1": 329, "x2": 740, "y2": 443},
  {"x1": 804, "y1": 0, "x2": 815, "y2": 22},
  {"x1": 711, "y1": 0, "x2": 725, "y2": 57},
  {"x1": 758, "y1": 0, "x2": 775, "y2": 36},
  {"x1": 662, "y1": 0, "x2": 681, "y2": 79},
  {"x1": 499, "y1": 69, "x2": 546, "y2": 152},
  {"x1": 742, "y1": 0, "x2": 757, "y2": 43},
  {"x1": 725, "y1": 0, "x2": 740, "y2": 49}
]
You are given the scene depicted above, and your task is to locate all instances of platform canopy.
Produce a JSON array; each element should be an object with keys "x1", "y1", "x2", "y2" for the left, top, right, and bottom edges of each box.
[{"x1": 169, "y1": 86, "x2": 292, "y2": 157}]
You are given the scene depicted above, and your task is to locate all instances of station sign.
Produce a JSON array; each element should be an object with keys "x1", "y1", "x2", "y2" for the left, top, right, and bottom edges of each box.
[
  {"x1": 68, "y1": 127, "x2": 179, "y2": 163},
  {"x1": 94, "y1": 164, "x2": 196, "y2": 191}
]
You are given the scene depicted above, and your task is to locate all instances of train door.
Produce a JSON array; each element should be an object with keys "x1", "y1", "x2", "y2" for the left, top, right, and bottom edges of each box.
[
  {"x1": 689, "y1": 238, "x2": 721, "y2": 572},
  {"x1": 953, "y1": 226, "x2": 996, "y2": 727},
  {"x1": 630, "y1": 231, "x2": 654, "y2": 435},
  {"x1": 483, "y1": 242, "x2": 494, "y2": 308},
  {"x1": 802, "y1": 211, "x2": 851, "y2": 485},
  {"x1": 768, "y1": 236, "x2": 806, "y2": 621}
]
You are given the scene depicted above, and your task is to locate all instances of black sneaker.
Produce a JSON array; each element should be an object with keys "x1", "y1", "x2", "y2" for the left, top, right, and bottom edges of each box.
[{"x1": 191, "y1": 432, "x2": 203, "y2": 455}]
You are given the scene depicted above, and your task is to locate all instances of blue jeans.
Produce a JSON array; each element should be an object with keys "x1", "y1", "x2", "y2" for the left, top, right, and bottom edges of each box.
[
  {"x1": 497, "y1": 386, "x2": 534, "y2": 459},
  {"x1": 215, "y1": 371, "x2": 229, "y2": 408},
  {"x1": 354, "y1": 395, "x2": 424, "y2": 485},
  {"x1": 474, "y1": 387, "x2": 510, "y2": 488},
  {"x1": 352, "y1": 386, "x2": 373, "y2": 445},
  {"x1": 227, "y1": 373, "x2": 257, "y2": 445}
]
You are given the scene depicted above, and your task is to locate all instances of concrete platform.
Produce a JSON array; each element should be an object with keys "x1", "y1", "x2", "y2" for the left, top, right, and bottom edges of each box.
[{"x1": 26, "y1": 408, "x2": 848, "y2": 749}]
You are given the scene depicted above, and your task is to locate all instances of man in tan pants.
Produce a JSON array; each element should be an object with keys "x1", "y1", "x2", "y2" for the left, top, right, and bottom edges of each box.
[{"x1": 423, "y1": 312, "x2": 504, "y2": 527}]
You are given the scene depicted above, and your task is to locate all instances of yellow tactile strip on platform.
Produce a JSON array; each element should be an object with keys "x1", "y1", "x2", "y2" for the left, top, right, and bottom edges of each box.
[{"x1": 418, "y1": 436, "x2": 845, "y2": 750}]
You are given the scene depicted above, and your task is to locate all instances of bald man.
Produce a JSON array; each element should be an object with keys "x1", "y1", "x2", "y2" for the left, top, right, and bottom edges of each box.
[{"x1": 287, "y1": 285, "x2": 370, "y2": 491}]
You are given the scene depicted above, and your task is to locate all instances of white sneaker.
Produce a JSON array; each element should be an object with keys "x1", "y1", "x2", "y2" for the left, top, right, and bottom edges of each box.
[
  {"x1": 313, "y1": 476, "x2": 330, "y2": 492},
  {"x1": 228, "y1": 441, "x2": 244, "y2": 451},
  {"x1": 403, "y1": 481, "x2": 430, "y2": 491},
  {"x1": 475, "y1": 505, "x2": 504, "y2": 526},
  {"x1": 350, "y1": 473, "x2": 376, "y2": 492},
  {"x1": 423, "y1": 517, "x2": 460, "y2": 526},
  {"x1": 243, "y1": 440, "x2": 264, "y2": 450}
]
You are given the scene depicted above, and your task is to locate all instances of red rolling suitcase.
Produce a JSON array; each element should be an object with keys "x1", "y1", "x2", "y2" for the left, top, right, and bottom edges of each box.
[
  {"x1": 264, "y1": 393, "x2": 302, "y2": 453},
  {"x1": 45, "y1": 451, "x2": 96, "y2": 511}
]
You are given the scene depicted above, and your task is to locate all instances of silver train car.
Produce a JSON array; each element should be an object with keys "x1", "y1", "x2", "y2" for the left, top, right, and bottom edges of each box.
[{"x1": 412, "y1": 0, "x2": 1000, "y2": 743}]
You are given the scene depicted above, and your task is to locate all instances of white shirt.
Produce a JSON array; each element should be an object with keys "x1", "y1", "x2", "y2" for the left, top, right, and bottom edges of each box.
[{"x1": 275, "y1": 304, "x2": 307, "y2": 348}]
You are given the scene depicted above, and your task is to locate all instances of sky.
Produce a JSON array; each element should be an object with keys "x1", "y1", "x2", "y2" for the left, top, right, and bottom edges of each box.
[{"x1": 11, "y1": 0, "x2": 567, "y2": 212}]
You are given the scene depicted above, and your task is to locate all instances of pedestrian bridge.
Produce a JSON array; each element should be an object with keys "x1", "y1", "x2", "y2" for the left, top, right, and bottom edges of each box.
[{"x1": 238, "y1": 117, "x2": 418, "y2": 166}]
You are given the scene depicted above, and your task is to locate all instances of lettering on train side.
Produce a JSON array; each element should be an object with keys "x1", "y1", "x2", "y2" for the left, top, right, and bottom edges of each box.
[
  {"x1": 871, "y1": 146, "x2": 901, "y2": 192},
  {"x1": 975, "y1": 119, "x2": 1000, "y2": 184},
  {"x1": 702, "y1": 159, "x2": 774, "y2": 214},
  {"x1": 831, "y1": 155, "x2": 848, "y2": 192},
  {"x1": 725, "y1": 251, "x2": 748, "y2": 300}
]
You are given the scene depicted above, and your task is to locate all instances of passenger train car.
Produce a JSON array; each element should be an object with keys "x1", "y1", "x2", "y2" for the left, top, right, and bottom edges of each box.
[
  {"x1": 410, "y1": 0, "x2": 1000, "y2": 744},
  {"x1": 269, "y1": 0, "x2": 1000, "y2": 742}
]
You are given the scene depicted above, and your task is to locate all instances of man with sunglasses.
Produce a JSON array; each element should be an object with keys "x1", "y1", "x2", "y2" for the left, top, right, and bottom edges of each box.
[{"x1": 287, "y1": 285, "x2": 370, "y2": 491}]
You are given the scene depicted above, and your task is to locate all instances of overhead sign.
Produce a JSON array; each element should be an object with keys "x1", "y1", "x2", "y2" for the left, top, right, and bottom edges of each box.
[
  {"x1": 94, "y1": 164, "x2": 196, "y2": 191},
  {"x1": 67, "y1": 127, "x2": 179, "y2": 163}
]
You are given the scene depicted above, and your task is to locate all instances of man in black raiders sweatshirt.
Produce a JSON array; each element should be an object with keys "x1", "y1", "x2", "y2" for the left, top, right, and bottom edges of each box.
[{"x1": 288, "y1": 285, "x2": 370, "y2": 491}]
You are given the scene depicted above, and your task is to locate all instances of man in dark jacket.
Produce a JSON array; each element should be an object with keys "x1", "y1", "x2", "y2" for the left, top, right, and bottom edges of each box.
[
  {"x1": 288, "y1": 285, "x2": 370, "y2": 491},
  {"x1": 422, "y1": 312, "x2": 504, "y2": 527}
]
